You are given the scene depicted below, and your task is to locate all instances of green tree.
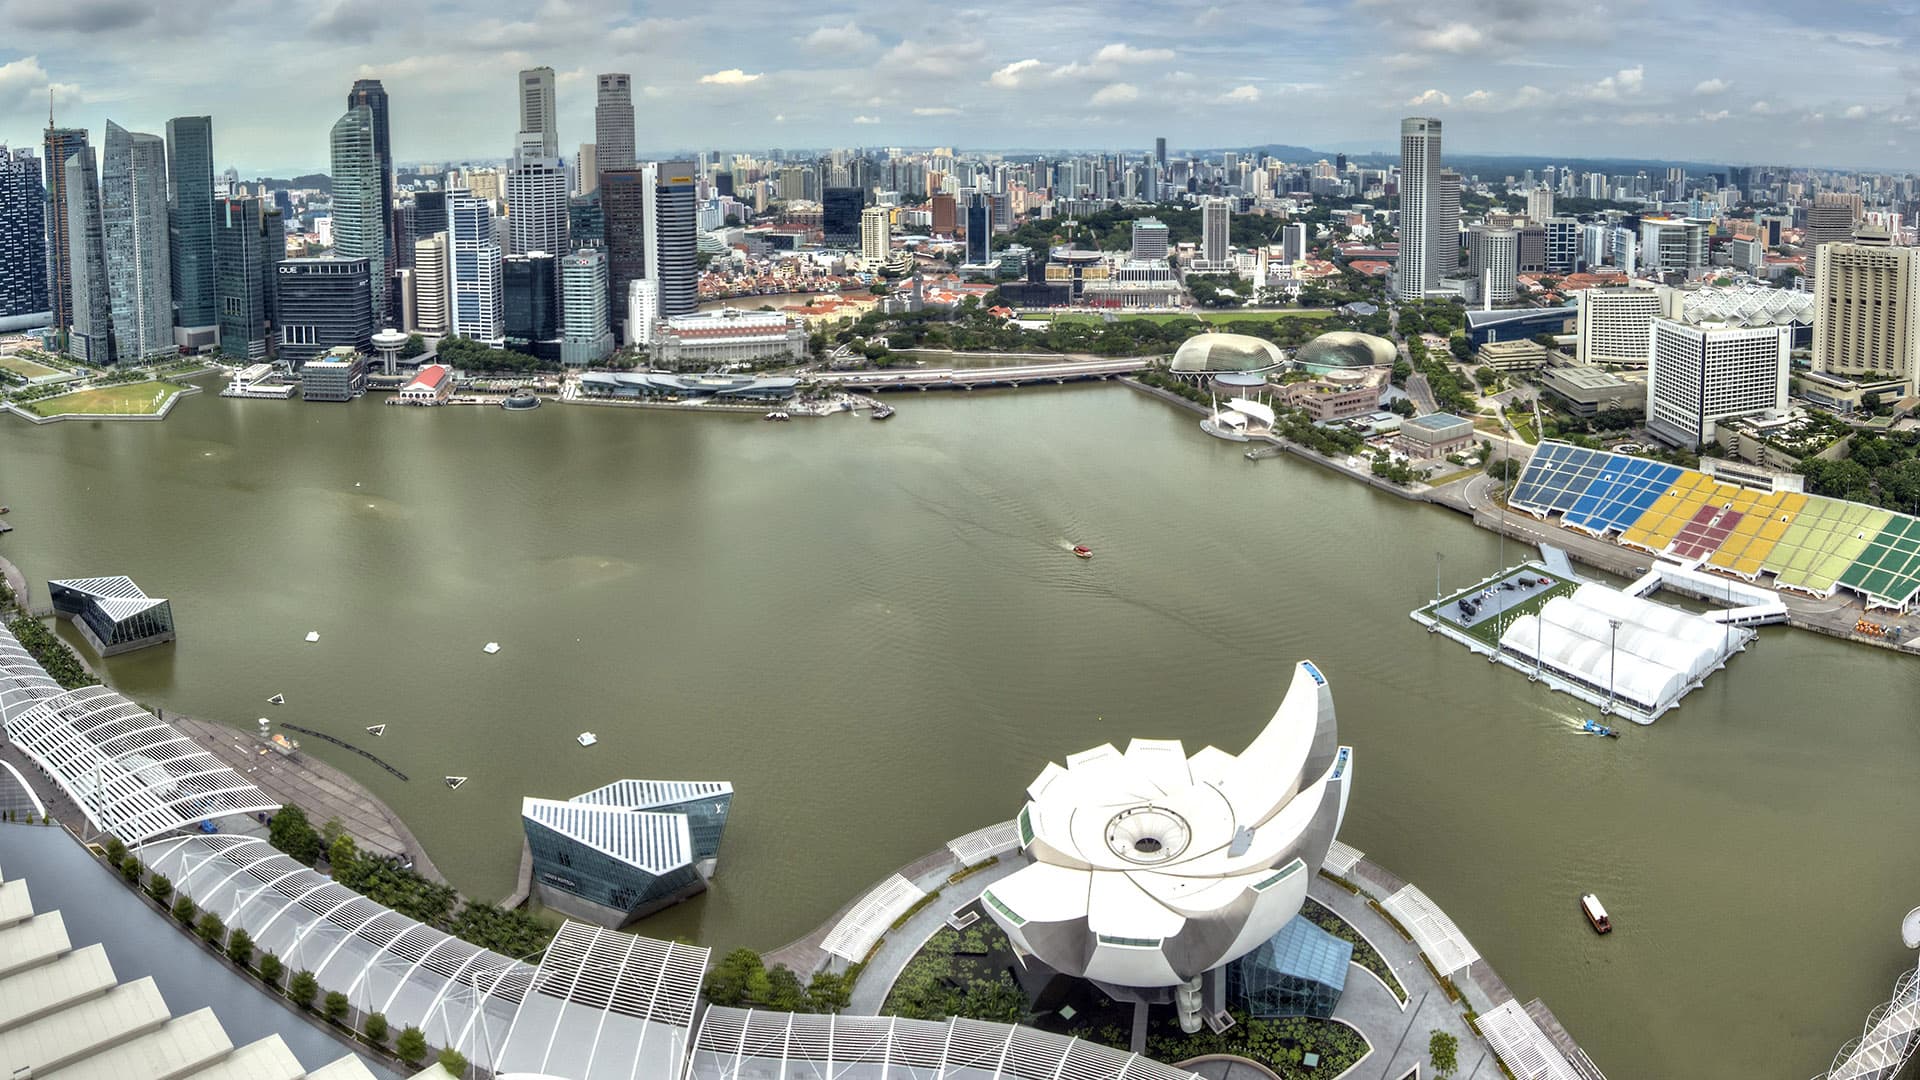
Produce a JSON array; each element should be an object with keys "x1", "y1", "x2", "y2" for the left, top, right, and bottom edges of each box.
[
  {"x1": 196, "y1": 911, "x2": 225, "y2": 945},
  {"x1": 145, "y1": 872, "x2": 172, "y2": 905},
  {"x1": 1429, "y1": 1029, "x2": 1460, "y2": 1078},
  {"x1": 269, "y1": 804, "x2": 324, "y2": 865},
  {"x1": 763, "y1": 964, "x2": 807, "y2": 1011},
  {"x1": 363, "y1": 1011, "x2": 389, "y2": 1047},
  {"x1": 323, "y1": 990, "x2": 350, "y2": 1023},
  {"x1": 226, "y1": 928, "x2": 254, "y2": 968},
  {"x1": 399, "y1": 333, "x2": 427, "y2": 359},
  {"x1": 289, "y1": 970, "x2": 320, "y2": 1010},
  {"x1": 258, "y1": 952, "x2": 284, "y2": 988},
  {"x1": 172, "y1": 895, "x2": 196, "y2": 925},
  {"x1": 1449, "y1": 332, "x2": 1471, "y2": 361},
  {"x1": 394, "y1": 1026, "x2": 428, "y2": 1066},
  {"x1": 327, "y1": 832, "x2": 359, "y2": 881},
  {"x1": 704, "y1": 947, "x2": 766, "y2": 1007},
  {"x1": 102, "y1": 836, "x2": 126, "y2": 864},
  {"x1": 119, "y1": 854, "x2": 143, "y2": 884},
  {"x1": 807, "y1": 970, "x2": 852, "y2": 1014},
  {"x1": 437, "y1": 1047, "x2": 469, "y2": 1075}
]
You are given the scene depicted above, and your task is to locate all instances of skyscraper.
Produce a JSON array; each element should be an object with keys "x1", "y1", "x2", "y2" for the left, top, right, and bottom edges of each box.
[
  {"x1": 1646, "y1": 318, "x2": 1790, "y2": 449},
  {"x1": 595, "y1": 74, "x2": 635, "y2": 172},
  {"x1": 560, "y1": 248, "x2": 612, "y2": 366},
  {"x1": 1155, "y1": 137, "x2": 1167, "y2": 167},
  {"x1": 1200, "y1": 196, "x2": 1231, "y2": 268},
  {"x1": 822, "y1": 187, "x2": 865, "y2": 246},
  {"x1": 345, "y1": 79, "x2": 394, "y2": 264},
  {"x1": 447, "y1": 189, "x2": 502, "y2": 342},
  {"x1": 43, "y1": 125, "x2": 88, "y2": 331},
  {"x1": 505, "y1": 155, "x2": 570, "y2": 256},
  {"x1": 653, "y1": 161, "x2": 698, "y2": 318},
  {"x1": 964, "y1": 192, "x2": 991, "y2": 265},
  {"x1": 275, "y1": 257, "x2": 372, "y2": 367},
  {"x1": 213, "y1": 196, "x2": 281, "y2": 360},
  {"x1": 576, "y1": 144, "x2": 597, "y2": 196},
  {"x1": 1437, "y1": 170, "x2": 1462, "y2": 271},
  {"x1": 412, "y1": 232, "x2": 448, "y2": 334},
  {"x1": 519, "y1": 67, "x2": 558, "y2": 159},
  {"x1": 1466, "y1": 224, "x2": 1517, "y2": 307},
  {"x1": 165, "y1": 116, "x2": 217, "y2": 346},
  {"x1": 63, "y1": 146, "x2": 112, "y2": 362},
  {"x1": 1130, "y1": 217, "x2": 1169, "y2": 261},
  {"x1": 0, "y1": 146, "x2": 49, "y2": 330},
  {"x1": 860, "y1": 205, "x2": 891, "y2": 264},
  {"x1": 101, "y1": 120, "x2": 174, "y2": 362},
  {"x1": 1813, "y1": 228, "x2": 1920, "y2": 387},
  {"x1": 503, "y1": 252, "x2": 559, "y2": 358},
  {"x1": 1396, "y1": 117, "x2": 1441, "y2": 302},
  {"x1": 1525, "y1": 187, "x2": 1555, "y2": 225},
  {"x1": 329, "y1": 107, "x2": 387, "y2": 326},
  {"x1": 600, "y1": 168, "x2": 649, "y2": 329}
]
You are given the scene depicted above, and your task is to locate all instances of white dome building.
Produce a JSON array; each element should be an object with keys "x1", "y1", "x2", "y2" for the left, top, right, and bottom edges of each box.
[{"x1": 982, "y1": 661, "x2": 1353, "y2": 1032}]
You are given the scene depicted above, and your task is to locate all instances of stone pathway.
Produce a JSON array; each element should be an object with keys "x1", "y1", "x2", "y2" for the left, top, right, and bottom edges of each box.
[{"x1": 845, "y1": 858, "x2": 1020, "y2": 1015}]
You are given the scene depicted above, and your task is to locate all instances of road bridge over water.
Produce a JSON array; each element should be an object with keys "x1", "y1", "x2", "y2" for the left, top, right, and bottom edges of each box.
[{"x1": 808, "y1": 357, "x2": 1151, "y2": 391}]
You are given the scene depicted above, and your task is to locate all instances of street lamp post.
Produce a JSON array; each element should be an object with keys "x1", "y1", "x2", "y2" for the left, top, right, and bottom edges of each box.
[{"x1": 1604, "y1": 617, "x2": 1622, "y2": 717}]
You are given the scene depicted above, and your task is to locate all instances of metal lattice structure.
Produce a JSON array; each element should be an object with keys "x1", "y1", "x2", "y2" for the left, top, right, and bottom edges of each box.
[
  {"x1": 0, "y1": 623, "x2": 277, "y2": 843},
  {"x1": 1822, "y1": 965, "x2": 1920, "y2": 1080},
  {"x1": 493, "y1": 922, "x2": 710, "y2": 1078},
  {"x1": 684, "y1": 1008, "x2": 1207, "y2": 1080}
]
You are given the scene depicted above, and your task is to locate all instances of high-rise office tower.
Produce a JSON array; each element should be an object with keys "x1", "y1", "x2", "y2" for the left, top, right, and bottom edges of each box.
[
  {"x1": 576, "y1": 144, "x2": 597, "y2": 196},
  {"x1": 506, "y1": 155, "x2": 570, "y2": 256},
  {"x1": 1526, "y1": 187, "x2": 1555, "y2": 225},
  {"x1": 1805, "y1": 197, "x2": 1859, "y2": 289},
  {"x1": 1664, "y1": 167, "x2": 1686, "y2": 202},
  {"x1": 43, "y1": 125, "x2": 88, "y2": 330},
  {"x1": 560, "y1": 248, "x2": 612, "y2": 365},
  {"x1": 330, "y1": 107, "x2": 387, "y2": 326},
  {"x1": 822, "y1": 187, "x2": 865, "y2": 245},
  {"x1": 447, "y1": 189, "x2": 502, "y2": 342},
  {"x1": 275, "y1": 257, "x2": 372, "y2": 366},
  {"x1": 165, "y1": 116, "x2": 217, "y2": 346},
  {"x1": 860, "y1": 205, "x2": 891, "y2": 264},
  {"x1": 101, "y1": 120, "x2": 174, "y2": 362},
  {"x1": 1639, "y1": 218, "x2": 1705, "y2": 277},
  {"x1": 1131, "y1": 217, "x2": 1169, "y2": 261},
  {"x1": 1544, "y1": 217, "x2": 1581, "y2": 274},
  {"x1": 595, "y1": 74, "x2": 634, "y2": 172},
  {"x1": 1437, "y1": 170, "x2": 1462, "y2": 272},
  {"x1": 1646, "y1": 318, "x2": 1790, "y2": 449},
  {"x1": 1201, "y1": 196, "x2": 1231, "y2": 267},
  {"x1": 410, "y1": 190, "x2": 447, "y2": 250},
  {"x1": 964, "y1": 192, "x2": 991, "y2": 264},
  {"x1": 1813, "y1": 227, "x2": 1920, "y2": 386},
  {"x1": 503, "y1": 252, "x2": 559, "y2": 357},
  {"x1": 600, "y1": 167, "x2": 648, "y2": 333},
  {"x1": 63, "y1": 146, "x2": 112, "y2": 362},
  {"x1": 1155, "y1": 137, "x2": 1167, "y2": 167},
  {"x1": 518, "y1": 67, "x2": 558, "y2": 159},
  {"x1": 412, "y1": 232, "x2": 448, "y2": 334},
  {"x1": 345, "y1": 79, "x2": 394, "y2": 263},
  {"x1": 1282, "y1": 222, "x2": 1308, "y2": 263},
  {"x1": 1575, "y1": 285, "x2": 1664, "y2": 366},
  {"x1": 213, "y1": 195, "x2": 281, "y2": 360},
  {"x1": 1396, "y1": 117, "x2": 1442, "y2": 301},
  {"x1": 1466, "y1": 224, "x2": 1517, "y2": 306},
  {"x1": 0, "y1": 146, "x2": 49, "y2": 330},
  {"x1": 652, "y1": 161, "x2": 698, "y2": 318}
]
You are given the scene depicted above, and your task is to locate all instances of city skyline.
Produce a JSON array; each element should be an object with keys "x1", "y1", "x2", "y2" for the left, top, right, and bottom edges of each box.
[{"x1": 2, "y1": 0, "x2": 1920, "y2": 173}]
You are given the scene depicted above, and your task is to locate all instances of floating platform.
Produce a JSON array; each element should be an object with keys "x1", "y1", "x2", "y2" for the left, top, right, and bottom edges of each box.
[{"x1": 482, "y1": 642, "x2": 500, "y2": 654}]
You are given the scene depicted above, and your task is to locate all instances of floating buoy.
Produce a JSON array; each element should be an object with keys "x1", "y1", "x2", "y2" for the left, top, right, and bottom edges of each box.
[
  {"x1": 267, "y1": 693, "x2": 285, "y2": 705},
  {"x1": 577, "y1": 731, "x2": 598, "y2": 747},
  {"x1": 304, "y1": 631, "x2": 320, "y2": 643},
  {"x1": 365, "y1": 724, "x2": 386, "y2": 736},
  {"x1": 444, "y1": 776, "x2": 467, "y2": 790},
  {"x1": 482, "y1": 642, "x2": 501, "y2": 655}
]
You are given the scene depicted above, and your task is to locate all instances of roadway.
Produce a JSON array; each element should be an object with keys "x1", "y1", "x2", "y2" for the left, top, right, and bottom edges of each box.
[{"x1": 805, "y1": 356, "x2": 1151, "y2": 391}]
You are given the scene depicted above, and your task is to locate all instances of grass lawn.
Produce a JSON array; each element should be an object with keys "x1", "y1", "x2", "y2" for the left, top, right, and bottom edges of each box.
[
  {"x1": 0, "y1": 354, "x2": 64, "y2": 379},
  {"x1": 1046, "y1": 309, "x2": 1337, "y2": 326},
  {"x1": 23, "y1": 380, "x2": 186, "y2": 417}
]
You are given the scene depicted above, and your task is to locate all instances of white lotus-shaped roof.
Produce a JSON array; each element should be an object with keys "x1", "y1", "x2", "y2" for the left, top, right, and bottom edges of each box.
[{"x1": 983, "y1": 661, "x2": 1352, "y2": 988}]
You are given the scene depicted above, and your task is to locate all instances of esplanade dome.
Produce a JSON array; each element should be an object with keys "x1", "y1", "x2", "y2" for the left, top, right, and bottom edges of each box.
[
  {"x1": 1295, "y1": 331, "x2": 1397, "y2": 371},
  {"x1": 1169, "y1": 332, "x2": 1285, "y2": 374}
]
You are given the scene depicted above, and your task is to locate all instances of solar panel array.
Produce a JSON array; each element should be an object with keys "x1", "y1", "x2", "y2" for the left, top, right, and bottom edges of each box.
[{"x1": 1510, "y1": 442, "x2": 1920, "y2": 607}]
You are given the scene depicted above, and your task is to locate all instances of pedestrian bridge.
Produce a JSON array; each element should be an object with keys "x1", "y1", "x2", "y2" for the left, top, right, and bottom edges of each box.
[{"x1": 809, "y1": 357, "x2": 1150, "y2": 391}]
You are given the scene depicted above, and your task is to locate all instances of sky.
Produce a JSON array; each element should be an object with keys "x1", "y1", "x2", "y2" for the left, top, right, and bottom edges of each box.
[{"x1": 3, "y1": 0, "x2": 1920, "y2": 176}]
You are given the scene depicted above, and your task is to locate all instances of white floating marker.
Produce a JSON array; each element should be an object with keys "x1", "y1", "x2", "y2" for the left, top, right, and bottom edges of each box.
[
  {"x1": 482, "y1": 642, "x2": 501, "y2": 654},
  {"x1": 365, "y1": 724, "x2": 386, "y2": 736},
  {"x1": 576, "y1": 731, "x2": 598, "y2": 747},
  {"x1": 304, "y1": 631, "x2": 320, "y2": 643},
  {"x1": 267, "y1": 693, "x2": 285, "y2": 705},
  {"x1": 444, "y1": 776, "x2": 468, "y2": 790}
]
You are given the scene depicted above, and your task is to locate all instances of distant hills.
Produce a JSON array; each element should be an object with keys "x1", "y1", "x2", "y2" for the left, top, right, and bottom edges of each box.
[{"x1": 252, "y1": 173, "x2": 331, "y2": 191}]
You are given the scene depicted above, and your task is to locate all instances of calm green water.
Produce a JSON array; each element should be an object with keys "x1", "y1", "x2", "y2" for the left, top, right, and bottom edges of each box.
[{"x1": 3, "y1": 379, "x2": 1917, "y2": 1077}]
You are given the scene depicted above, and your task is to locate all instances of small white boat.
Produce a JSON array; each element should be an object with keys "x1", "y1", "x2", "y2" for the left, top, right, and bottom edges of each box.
[
  {"x1": 576, "y1": 731, "x2": 598, "y2": 747},
  {"x1": 365, "y1": 724, "x2": 386, "y2": 736},
  {"x1": 1580, "y1": 893, "x2": 1612, "y2": 934},
  {"x1": 444, "y1": 776, "x2": 468, "y2": 790},
  {"x1": 482, "y1": 642, "x2": 501, "y2": 654},
  {"x1": 304, "y1": 631, "x2": 320, "y2": 643},
  {"x1": 267, "y1": 693, "x2": 285, "y2": 705}
]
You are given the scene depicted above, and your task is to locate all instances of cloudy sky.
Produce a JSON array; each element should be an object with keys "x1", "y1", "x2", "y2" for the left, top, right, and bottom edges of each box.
[{"x1": 2, "y1": 0, "x2": 1918, "y2": 175}]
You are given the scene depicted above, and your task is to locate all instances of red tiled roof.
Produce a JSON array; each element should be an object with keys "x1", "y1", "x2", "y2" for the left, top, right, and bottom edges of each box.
[{"x1": 407, "y1": 364, "x2": 449, "y2": 390}]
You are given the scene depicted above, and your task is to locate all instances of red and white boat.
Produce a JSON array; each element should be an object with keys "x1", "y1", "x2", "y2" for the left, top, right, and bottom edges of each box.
[{"x1": 1072, "y1": 545, "x2": 1093, "y2": 559}]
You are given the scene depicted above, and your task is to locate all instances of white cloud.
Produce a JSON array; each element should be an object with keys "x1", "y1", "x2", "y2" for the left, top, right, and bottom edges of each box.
[
  {"x1": 1845, "y1": 104, "x2": 1869, "y2": 119},
  {"x1": 881, "y1": 39, "x2": 987, "y2": 78},
  {"x1": 1460, "y1": 89, "x2": 1495, "y2": 108},
  {"x1": 1406, "y1": 88, "x2": 1451, "y2": 107},
  {"x1": 1749, "y1": 100, "x2": 1774, "y2": 114},
  {"x1": 1692, "y1": 78, "x2": 1731, "y2": 95},
  {"x1": 912, "y1": 106, "x2": 962, "y2": 116},
  {"x1": 989, "y1": 58, "x2": 1042, "y2": 88},
  {"x1": 1089, "y1": 82, "x2": 1139, "y2": 106},
  {"x1": 802, "y1": 21, "x2": 878, "y2": 52},
  {"x1": 1091, "y1": 42, "x2": 1174, "y2": 64},
  {"x1": 1581, "y1": 64, "x2": 1644, "y2": 101},
  {"x1": 852, "y1": 114, "x2": 880, "y2": 124},
  {"x1": 1219, "y1": 84, "x2": 1260, "y2": 104},
  {"x1": 1424, "y1": 23, "x2": 1484, "y2": 53},
  {"x1": 698, "y1": 68, "x2": 761, "y2": 85},
  {"x1": 1698, "y1": 109, "x2": 1730, "y2": 122}
]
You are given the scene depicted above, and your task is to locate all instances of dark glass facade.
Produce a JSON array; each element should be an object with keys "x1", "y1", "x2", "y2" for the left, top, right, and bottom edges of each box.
[
  {"x1": 43, "y1": 127, "x2": 88, "y2": 330},
  {"x1": 822, "y1": 186, "x2": 865, "y2": 245},
  {"x1": 524, "y1": 815, "x2": 704, "y2": 925},
  {"x1": 49, "y1": 581, "x2": 175, "y2": 657},
  {"x1": 214, "y1": 197, "x2": 281, "y2": 361},
  {"x1": 165, "y1": 116, "x2": 217, "y2": 331},
  {"x1": 965, "y1": 193, "x2": 991, "y2": 264},
  {"x1": 569, "y1": 193, "x2": 602, "y2": 248},
  {"x1": 504, "y1": 253, "x2": 560, "y2": 360},
  {"x1": 600, "y1": 168, "x2": 648, "y2": 327},
  {"x1": 0, "y1": 147, "x2": 48, "y2": 325},
  {"x1": 275, "y1": 257, "x2": 371, "y2": 367}
]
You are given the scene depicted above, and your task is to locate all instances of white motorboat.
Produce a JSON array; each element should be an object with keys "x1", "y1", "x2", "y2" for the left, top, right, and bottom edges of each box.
[{"x1": 577, "y1": 732, "x2": 598, "y2": 747}]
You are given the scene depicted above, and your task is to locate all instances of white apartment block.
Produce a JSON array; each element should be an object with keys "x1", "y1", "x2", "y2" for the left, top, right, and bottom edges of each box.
[
  {"x1": 1646, "y1": 318, "x2": 1790, "y2": 449},
  {"x1": 1577, "y1": 286, "x2": 1666, "y2": 367}
]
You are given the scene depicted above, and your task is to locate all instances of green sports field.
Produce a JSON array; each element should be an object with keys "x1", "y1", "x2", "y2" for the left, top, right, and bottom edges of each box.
[
  {"x1": 0, "y1": 354, "x2": 64, "y2": 379},
  {"x1": 23, "y1": 380, "x2": 186, "y2": 417}
]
